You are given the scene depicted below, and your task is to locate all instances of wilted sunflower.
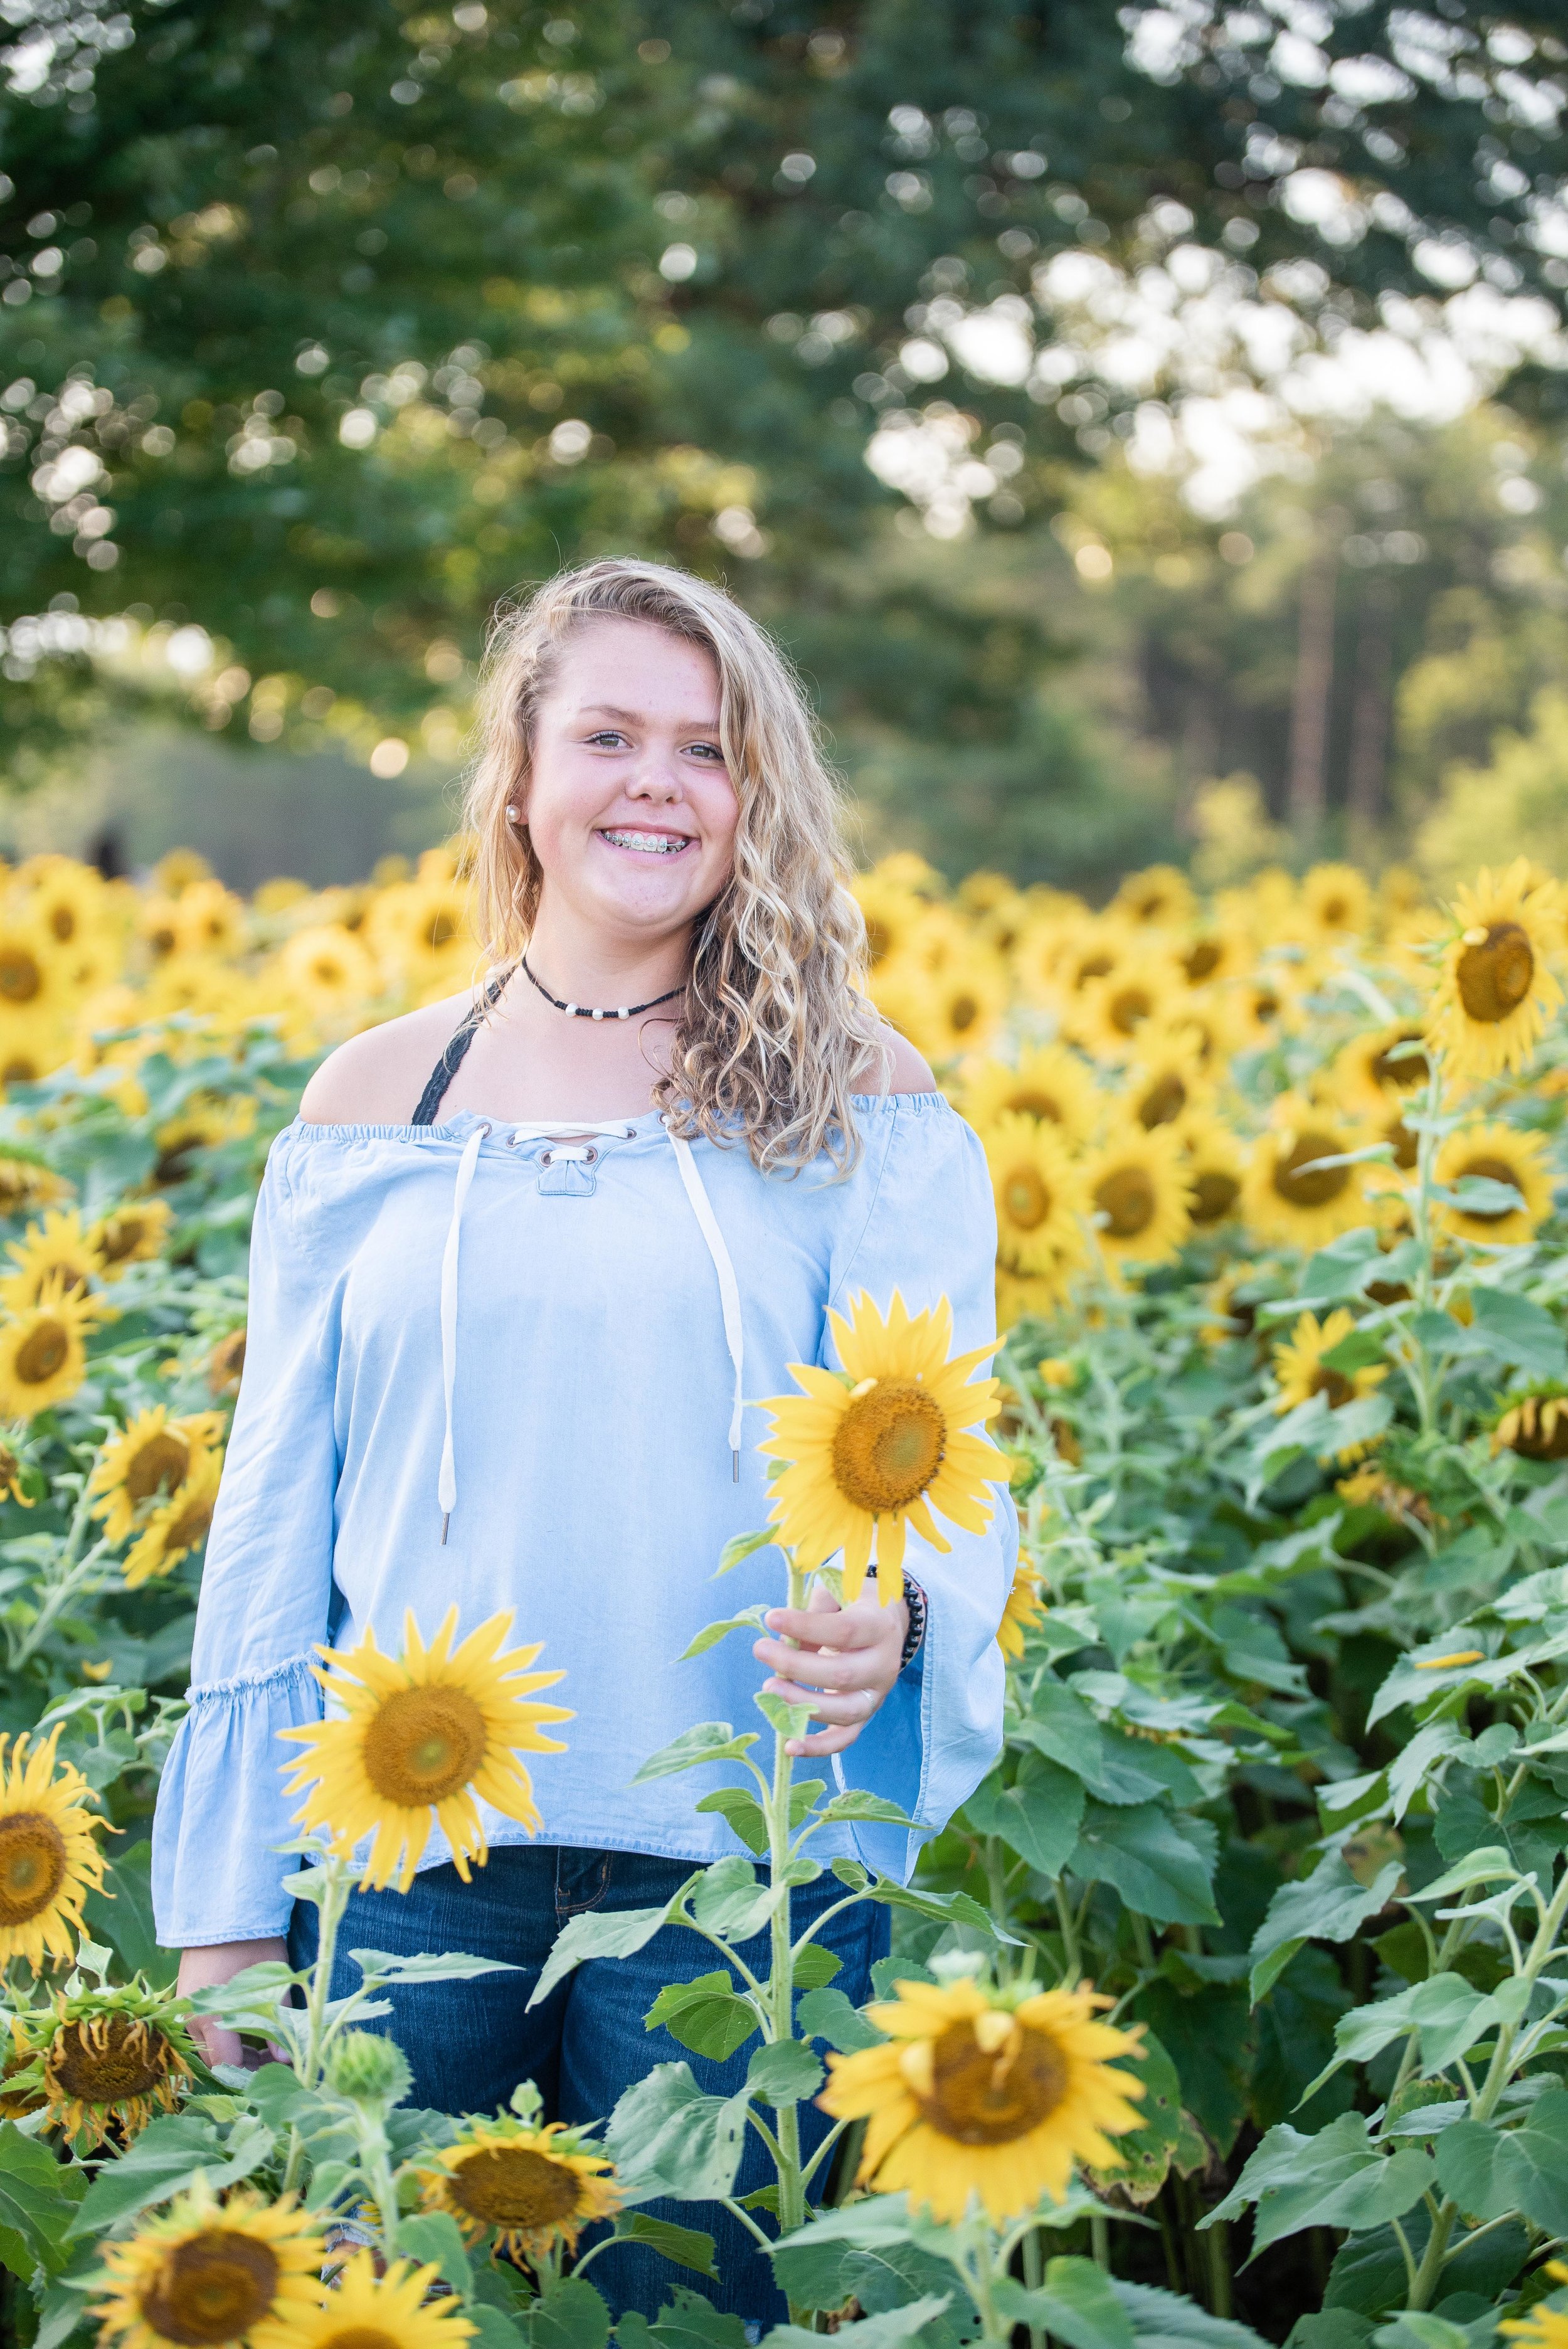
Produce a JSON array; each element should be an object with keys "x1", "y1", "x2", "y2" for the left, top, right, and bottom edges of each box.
[
  {"x1": 92, "y1": 2185, "x2": 323, "y2": 2349},
  {"x1": 0, "y1": 1277, "x2": 97, "y2": 1418},
  {"x1": 124, "y1": 1449, "x2": 226, "y2": 1587},
  {"x1": 760, "y1": 1290, "x2": 1003, "y2": 1602},
  {"x1": 0, "y1": 1439, "x2": 34, "y2": 1507},
  {"x1": 0, "y1": 1207, "x2": 105, "y2": 1310},
  {"x1": 997, "y1": 1562, "x2": 1046, "y2": 1661},
  {"x1": 287, "y1": 2251, "x2": 474, "y2": 2349},
  {"x1": 418, "y1": 2116, "x2": 620, "y2": 2264},
  {"x1": 90, "y1": 1407, "x2": 223, "y2": 1546},
  {"x1": 962, "y1": 1044, "x2": 1100, "y2": 1148},
  {"x1": 1179, "y1": 1114, "x2": 1248, "y2": 1231},
  {"x1": 0, "y1": 1726, "x2": 107, "y2": 1970},
  {"x1": 1272, "y1": 1310, "x2": 1387, "y2": 1463},
  {"x1": 1083, "y1": 1125, "x2": 1192, "y2": 1274},
  {"x1": 11, "y1": 1984, "x2": 195, "y2": 2150},
  {"x1": 1493, "y1": 1389, "x2": 1568, "y2": 1462},
  {"x1": 90, "y1": 1198, "x2": 174, "y2": 1279},
  {"x1": 1330, "y1": 1023, "x2": 1432, "y2": 1121},
  {"x1": 984, "y1": 1115, "x2": 1089, "y2": 1283},
  {"x1": 1429, "y1": 861, "x2": 1563, "y2": 1084},
  {"x1": 1241, "y1": 1095, "x2": 1369, "y2": 1249},
  {"x1": 819, "y1": 1975, "x2": 1145, "y2": 2222},
  {"x1": 280, "y1": 1608, "x2": 571, "y2": 1893},
  {"x1": 1436, "y1": 1123, "x2": 1552, "y2": 1248}
]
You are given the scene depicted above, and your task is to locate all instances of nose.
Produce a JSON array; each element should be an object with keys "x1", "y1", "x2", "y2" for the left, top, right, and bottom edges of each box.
[{"x1": 625, "y1": 751, "x2": 684, "y2": 803}]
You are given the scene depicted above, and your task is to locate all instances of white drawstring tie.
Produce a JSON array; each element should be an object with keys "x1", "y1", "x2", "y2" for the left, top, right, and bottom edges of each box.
[
  {"x1": 437, "y1": 1118, "x2": 747, "y2": 1539},
  {"x1": 664, "y1": 1120, "x2": 746, "y2": 1480}
]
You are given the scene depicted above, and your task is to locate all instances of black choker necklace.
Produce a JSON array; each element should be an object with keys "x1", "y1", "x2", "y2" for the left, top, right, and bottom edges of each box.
[{"x1": 521, "y1": 953, "x2": 684, "y2": 1022}]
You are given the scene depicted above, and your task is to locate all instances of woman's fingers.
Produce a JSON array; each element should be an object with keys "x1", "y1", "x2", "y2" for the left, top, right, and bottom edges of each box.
[
  {"x1": 785, "y1": 1717, "x2": 867, "y2": 1758},
  {"x1": 753, "y1": 1633, "x2": 881, "y2": 1690},
  {"x1": 760, "y1": 1676, "x2": 879, "y2": 1722}
]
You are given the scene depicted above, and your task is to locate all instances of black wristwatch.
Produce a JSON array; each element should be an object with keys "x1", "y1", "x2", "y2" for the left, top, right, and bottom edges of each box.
[{"x1": 866, "y1": 1566, "x2": 928, "y2": 1670}]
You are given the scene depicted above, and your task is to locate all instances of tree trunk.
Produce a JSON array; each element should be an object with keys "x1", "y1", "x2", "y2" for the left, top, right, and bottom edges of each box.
[
  {"x1": 1288, "y1": 546, "x2": 1338, "y2": 840},
  {"x1": 1346, "y1": 573, "x2": 1394, "y2": 852}
]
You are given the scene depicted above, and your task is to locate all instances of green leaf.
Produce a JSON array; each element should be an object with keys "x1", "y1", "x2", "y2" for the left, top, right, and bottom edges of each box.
[
  {"x1": 694, "y1": 1787, "x2": 769, "y2": 1856},
  {"x1": 755, "y1": 1690, "x2": 817, "y2": 1739},
  {"x1": 530, "y1": 2277, "x2": 610, "y2": 2349},
  {"x1": 1406, "y1": 1848, "x2": 1519, "y2": 1902},
  {"x1": 792, "y1": 1943, "x2": 842, "y2": 1990},
  {"x1": 1070, "y1": 1801, "x2": 1221, "y2": 1928},
  {"x1": 1203, "y1": 2114, "x2": 1433, "y2": 2259},
  {"x1": 470, "y1": 2313, "x2": 529, "y2": 2349},
  {"x1": 767, "y1": 2197, "x2": 968, "y2": 2312},
  {"x1": 717, "y1": 1527, "x2": 779, "y2": 1576},
  {"x1": 763, "y1": 2298, "x2": 955, "y2": 2349},
  {"x1": 603, "y1": 2064, "x2": 748, "y2": 2203},
  {"x1": 0, "y1": 2123, "x2": 88, "y2": 2281},
  {"x1": 644, "y1": 1973, "x2": 760, "y2": 2064},
  {"x1": 68, "y1": 2114, "x2": 273, "y2": 2238},
  {"x1": 748, "y1": 2040, "x2": 824, "y2": 2104},
  {"x1": 1318, "y1": 1328, "x2": 1387, "y2": 1376},
  {"x1": 797, "y1": 1985, "x2": 884, "y2": 2053},
  {"x1": 618, "y1": 2289, "x2": 750, "y2": 2349},
  {"x1": 612, "y1": 2215, "x2": 718, "y2": 2278},
  {"x1": 529, "y1": 1882, "x2": 699, "y2": 2010},
  {"x1": 348, "y1": 1948, "x2": 520, "y2": 1985},
  {"x1": 1438, "y1": 2087, "x2": 1568, "y2": 2234},
  {"x1": 813, "y1": 1790, "x2": 918, "y2": 1828},
  {"x1": 1372, "y1": 2320, "x2": 1475, "y2": 2349},
  {"x1": 965, "y1": 1752, "x2": 1086, "y2": 1876},
  {"x1": 633, "y1": 1725, "x2": 759, "y2": 1784},
  {"x1": 1468, "y1": 1288, "x2": 1568, "y2": 1377},
  {"x1": 690, "y1": 1854, "x2": 775, "y2": 1943},
  {"x1": 397, "y1": 2214, "x2": 476, "y2": 2294},
  {"x1": 1248, "y1": 1856, "x2": 1402, "y2": 2002},
  {"x1": 858, "y1": 1875, "x2": 1010, "y2": 1941},
  {"x1": 680, "y1": 1606, "x2": 771, "y2": 1661},
  {"x1": 993, "y1": 2259, "x2": 1136, "y2": 2349},
  {"x1": 1113, "y1": 2281, "x2": 1270, "y2": 2348}
]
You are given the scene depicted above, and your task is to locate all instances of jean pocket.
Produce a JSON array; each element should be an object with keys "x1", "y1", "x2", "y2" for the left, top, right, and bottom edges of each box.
[{"x1": 555, "y1": 1847, "x2": 613, "y2": 1918}]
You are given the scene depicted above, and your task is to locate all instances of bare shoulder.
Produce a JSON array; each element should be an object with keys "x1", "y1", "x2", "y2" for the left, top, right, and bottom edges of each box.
[
  {"x1": 297, "y1": 993, "x2": 472, "y2": 1125},
  {"x1": 879, "y1": 1024, "x2": 938, "y2": 1096}
]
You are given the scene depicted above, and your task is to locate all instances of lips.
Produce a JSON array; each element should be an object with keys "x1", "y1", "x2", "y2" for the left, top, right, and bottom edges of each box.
[{"x1": 597, "y1": 828, "x2": 696, "y2": 856}]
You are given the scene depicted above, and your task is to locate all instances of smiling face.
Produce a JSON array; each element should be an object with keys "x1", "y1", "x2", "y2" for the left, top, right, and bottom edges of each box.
[{"x1": 521, "y1": 617, "x2": 739, "y2": 948}]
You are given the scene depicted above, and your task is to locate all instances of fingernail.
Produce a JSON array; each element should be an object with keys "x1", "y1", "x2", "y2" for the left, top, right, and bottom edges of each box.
[{"x1": 765, "y1": 1611, "x2": 781, "y2": 1629}]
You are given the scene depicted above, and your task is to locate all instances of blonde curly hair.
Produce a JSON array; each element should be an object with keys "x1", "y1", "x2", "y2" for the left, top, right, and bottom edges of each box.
[{"x1": 463, "y1": 557, "x2": 888, "y2": 1172}]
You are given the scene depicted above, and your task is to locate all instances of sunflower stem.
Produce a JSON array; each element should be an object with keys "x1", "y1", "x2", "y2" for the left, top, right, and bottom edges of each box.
[
  {"x1": 769, "y1": 1557, "x2": 809, "y2": 2252},
  {"x1": 300, "y1": 1853, "x2": 354, "y2": 2093}
]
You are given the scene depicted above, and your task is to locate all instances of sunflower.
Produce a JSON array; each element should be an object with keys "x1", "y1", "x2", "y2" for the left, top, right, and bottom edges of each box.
[
  {"x1": 818, "y1": 1975, "x2": 1145, "y2": 2223},
  {"x1": 89, "y1": 1408, "x2": 223, "y2": 1546},
  {"x1": 997, "y1": 1562, "x2": 1047, "y2": 1661},
  {"x1": 152, "y1": 847, "x2": 213, "y2": 896},
  {"x1": 1428, "y1": 861, "x2": 1564, "y2": 1084},
  {"x1": 760, "y1": 1290, "x2": 1004, "y2": 1603},
  {"x1": 985, "y1": 1115, "x2": 1090, "y2": 1282},
  {"x1": 1173, "y1": 923, "x2": 1248, "y2": 991},
  {"x1": 1071, "y1": 950, "x2": 1181, "y2": 1064},
  {"x1": 0, "y1": 1439, "x2": 34, "y2": 1506},
  {"x1": 0, "y1": 1726, "x2": 107, "y2": 1970},
  {"x1": 0, "y1": 1153, "x2": 65, "y2": 1217},
  {"x1": 1330, "y1": 1023, "x2": 1433, "y2": 1121},
  {"x1": 996, "y1": 1268, "x2": 1073, "y2": 1334},
  {"x1": 0, "y1": 920, "x2": 64, "y2": 1015},
  {"x1": 172, "y1": 881, "x2": 245, "y2": 961},
  {"x1": 0, "y1": 1278, "x2": 97, "y2": 1418},
  {"x1": 207, "y1": 1327, "x2": 246, "y2": 1395},
  {"x1": 122, "y1": 1450, "x2": 226, "y2": 1587},
  {"x1": 1122, "y1": 1036, "x2": 1212, "y2": 1135},
  {"x1": 16, "y1": 1987, "x2": 195, "y2": 2150},
  {"x1": 0, "y1": 1207, "x2": 105, "y2": 1310},
  {"x1": 285, "y1": 2251, "x2": 474, "y2": 2349},
  {"x1": 1493, "y1": 1389, "x2": 1568, "y2": 1462},
  {"x1": 92, "y1": 2185, "x2": 323, "y2": 2349},
  {"x1": 152, "y1": 1093, "x2": 257, "y2": 1187},
  {"x1": 90, "y1": 1199, "x2": 174, "y2": 1279},
  {"x1": 17, "y1": 856, "x2": 109, "y2": 952},
  {"x1": 278, "y1": 926, "x2": 381, "y2": 1017},
  {"x1": 852, "y1": 872, "x2": 928, "y2": 971},
  {"x1": 280, "y1": 1609, "x2": 571, "y2": 1894},
  {"x1": 1179, "y1": 1114, "x2": 1248, "y2": 1231},
  {"x1": 1436, "y1": 1124, "x2": 1552, "y2": 1248},
  {"x1": 418, "y1": 2116, "x2": 620, "y2": 2264},
  {"x1": 961, "y1": 1045, "x2": 1100, "y2": 1148},
  {"x1": 923, "y1": 951, "x2": 1009, "y2": 1062},
  {"x1": 1271, "y1": 1310, "x2": 1387, "y2": 1461},
  {"x1": 1502, "y1": 2264, "x2": 1568, "y2": 2349},
  {"x1": 1083, "y1": 1125, "x2": 1192, "y2": 1275},
  {"x1": 1298, "y1": 862, "x2": 1371, "y2": 943},
  {"x1": 867, "y1": 955, "x2": 942, "y2": 1061},
  {"x1": 1241, "y1": 1095, "x2": 1369, "y2": 1249},
  {"x1": 1017, "y1": 918, "x2": 1128, "y2": 1014},
  {"x1": 1112, "y1": 864, "x2": 1194, "y2": 932}
]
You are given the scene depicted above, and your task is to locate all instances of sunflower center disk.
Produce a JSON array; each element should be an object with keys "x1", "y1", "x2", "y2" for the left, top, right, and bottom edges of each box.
[
  {"x1": 1008, "y1": 1090, "x2": 1061, "y2": 1123},
  {"x1": 1138, "y1": 1074, "x2": 1186, "y2": 1128},
  {"x1": 142, "y1": 2232, "x2": 280, "y2": 2346},
  {"x1": 1004, "y1": 1169, "x2": 1051, "y2": 1232},
  {"x1": 1273, "y1": 1131, "x2": 1348, "y2": 1210},
  {"x1": 127, "y1": 1434, "x2": 191, "y2": 1503},
  {"x1": 1454, "y1": 1155, "x2": 1522, "y2": 1222},
  {"x1": 452, "y1": 2145, "x2": 583, "y2": 2228},
  {"x1": 1190, "y1": 1170, "x2": 1240, "y2": 1226},
  {"x1": 1309, "y1": 1367, "x2": 1356, "y2": 1411},
  {"x1": 1110, "y1": 986, "x2": 1151, "y2": 1036},
  {"x1": 832, "y1": 1382, "x2": 947, "y2": 1514},
  {"x1": 1094, "y1": 1167, "x2": 1155, "y2": 1240},
  {"x1": 320, "y1": 2329, "x2": 403, "y2": 2349},
  {"x1": 1458, "y1": 921, "x2": 1534, "y2": 1024},
  {"x1": 50, "y1": 2015, "x2": 169, "y2": 2104},
  {"x1": 0, "y1": 1812, "x2": 66, "y2": 1924},
  {"x1": 920, "y1": 2018, "x2": 1068, "y2": 2146},
  {"x1": 16, "y1": 1322, "x2": 69, "y2": 1384},
  {"x1": 1372, "y1": 1035, "x2": 1428, "y2": 1091},
  {"x1": 363, "y1": 1686, "x2": 489, "y2": 1808},
  {"x1": 0, "y1": 951, "x2": 41, "y2": 1004}
]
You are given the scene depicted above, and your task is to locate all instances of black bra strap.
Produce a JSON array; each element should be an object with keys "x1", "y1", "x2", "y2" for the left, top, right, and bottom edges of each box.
[{"x1": 410, "y1": 969, "x2": 512, "y2": 1127}]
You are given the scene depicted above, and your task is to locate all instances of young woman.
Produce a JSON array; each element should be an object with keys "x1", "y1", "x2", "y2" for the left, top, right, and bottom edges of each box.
[{"x1": 152, "y1": 557, "x2": 1014, "y2": 2321}]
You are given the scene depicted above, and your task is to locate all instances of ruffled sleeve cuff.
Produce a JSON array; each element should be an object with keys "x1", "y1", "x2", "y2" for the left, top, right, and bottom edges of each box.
[{"x1": 152, "y1": 1657, "x2": 323, "y2": 1947}]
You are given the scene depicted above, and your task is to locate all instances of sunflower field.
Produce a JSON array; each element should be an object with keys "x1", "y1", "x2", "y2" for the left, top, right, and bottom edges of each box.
[{"x1": 6, "y1": 840, "x2": 1568, "y2": 2349}]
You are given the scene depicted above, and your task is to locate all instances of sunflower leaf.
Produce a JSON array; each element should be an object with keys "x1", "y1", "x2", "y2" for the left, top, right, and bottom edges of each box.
[
  {"x1": 755, "y1": 1690, "x2": 817, "y2": 1739},
  {"x1": 65, "y1": 2113, "x2": 274, "y2": 2238},
  {"x1": 605, "y1": 2063, "x2": 749, "y2": 2203},
  {"x1": 680, "y1": 1606, "x2": 771, "y2": 1660},
  {"x1": 718, "y1": 1527, "x2": 779, "y2": 1574},
  {"x1": 346, "y1": 1948, "x2": 521, "y2": 1985},
  {"x1": 612, "y1": 2214, "x2": 719, "y2": 2279},
  {"x1": 761, "y1": 2296, "x2": 956, "y2": 2349},
  {"x1": 645, "y1": 1972, "x2": 760, "y2": 2063},
  {"x1": 748, "y1": 2039, "x2": 824, "y2": 2104},
  {"x1": 633, "y1": 1725, "x2": 760, "y2": 1784},
  {"x1": 695, "y1": 1786, "x2": 769, "y2": 1855},
  {"x1": 0, "y1": 2123, "x2": 88, "y2": 2280},
  {"x1": 529, "y1": 1881, "x2": 701, "y2": 2010},
  {"x1": 993, "y1": 2259, "x2": 1136, "y2": 2349}
]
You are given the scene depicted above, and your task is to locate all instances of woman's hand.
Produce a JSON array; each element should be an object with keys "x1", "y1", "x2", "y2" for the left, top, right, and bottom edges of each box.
[
  {"x1": 177, "y1": 1938, "x2": 288, "y2": 2071},
  {"x1": 753, "y1": 1579, "x2": 908, "y2": 1758}
]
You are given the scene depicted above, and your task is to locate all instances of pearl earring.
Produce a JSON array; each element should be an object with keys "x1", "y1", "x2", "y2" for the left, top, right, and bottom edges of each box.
[{"x1": 505, "y1": 805, "x2": 521, "y2": 825}]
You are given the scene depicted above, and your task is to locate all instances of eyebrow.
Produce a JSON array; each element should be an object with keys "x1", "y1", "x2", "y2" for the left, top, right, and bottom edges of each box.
[{"x1": 578, "y1": 703, "x2": 722, "y2": 731}]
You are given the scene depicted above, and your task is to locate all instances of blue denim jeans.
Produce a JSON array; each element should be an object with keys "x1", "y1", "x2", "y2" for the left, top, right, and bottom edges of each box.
[{"x1": 288, "y1": 1844, "x2": 889, "y2": 2326}]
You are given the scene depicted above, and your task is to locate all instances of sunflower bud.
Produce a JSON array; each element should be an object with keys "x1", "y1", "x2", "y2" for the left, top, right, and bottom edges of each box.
[{"x1": 326, "y1": 2030, "x2": 411, "y2": 2109}]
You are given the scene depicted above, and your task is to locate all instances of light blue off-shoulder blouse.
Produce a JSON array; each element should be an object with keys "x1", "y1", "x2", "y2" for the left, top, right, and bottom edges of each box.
[{"x1": 151, "y1": 1095, "x2": 1015, "y2": 1946}]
